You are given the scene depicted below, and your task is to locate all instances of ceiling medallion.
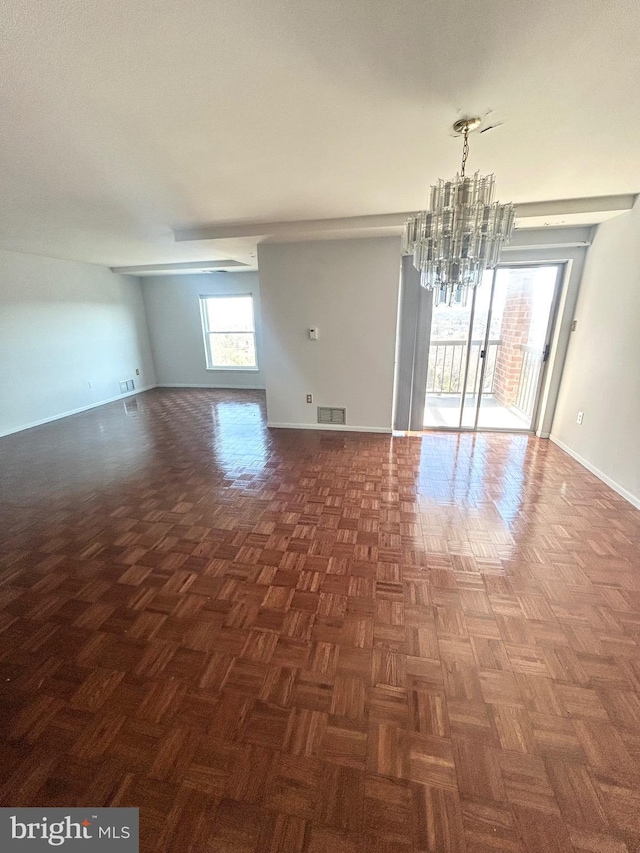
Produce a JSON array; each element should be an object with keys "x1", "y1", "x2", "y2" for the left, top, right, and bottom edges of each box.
[{"x1": 402, "y1": 117, "x2": 515, "y2": 306}]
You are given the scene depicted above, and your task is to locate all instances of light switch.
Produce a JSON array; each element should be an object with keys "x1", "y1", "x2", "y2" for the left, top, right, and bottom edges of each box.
[{"x1": 308, "y1": 327, "x2": 319, "y2": 340}]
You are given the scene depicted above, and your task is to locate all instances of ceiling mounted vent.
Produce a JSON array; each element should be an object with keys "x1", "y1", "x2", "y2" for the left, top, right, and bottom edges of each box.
[{"x1": 317, "y1": 407, "x2": 346, "y2": 426}]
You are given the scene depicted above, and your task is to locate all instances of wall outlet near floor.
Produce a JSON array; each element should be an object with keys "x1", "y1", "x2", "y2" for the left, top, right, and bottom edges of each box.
[
  {"x1": 306, "y1": 394, "x2": 313, "y2": 404},
  {"x1": 577, "y1": 411, "x2": 584, "y2": 425}
]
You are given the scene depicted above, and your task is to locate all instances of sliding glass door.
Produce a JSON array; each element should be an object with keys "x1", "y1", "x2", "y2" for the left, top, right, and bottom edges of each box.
[{"x1": 424, "y1": 264, "x2": 561, "y2": 431}]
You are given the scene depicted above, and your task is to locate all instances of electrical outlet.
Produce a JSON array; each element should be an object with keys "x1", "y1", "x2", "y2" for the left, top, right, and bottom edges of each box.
[
  {"x1": 577, "y1": 411, "x2": 584, "y2": 425},
  {"x1": 306, "y1": 394, "x2": 313, "y2": 404},
  {"x1": 571, "y1": 319, "x2": 578, "y2": 332}
]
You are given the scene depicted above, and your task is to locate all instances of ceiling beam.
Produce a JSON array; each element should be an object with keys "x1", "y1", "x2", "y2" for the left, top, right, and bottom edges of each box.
[
  {"x1": 174, "y1": 214, "x2": 405, "y2": 242},
  {"x1": 174, "y1": 194, "x2": 636, "y2": 243},
  {"x1": 111, "y1": 259, "x2": 249, "y2": 275}
]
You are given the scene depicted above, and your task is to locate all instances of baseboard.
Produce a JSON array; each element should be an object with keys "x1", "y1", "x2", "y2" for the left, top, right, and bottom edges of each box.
[
  {"x1": 157, "y1": 383, "x2": 266, "y2": 390},
  {"x1": 550, "y1": 435, "x2": 640, "y2": 510},
  {"x1": 267, "y1": 422, "x2": 392, "y2": 434},
  {"x1": 0, "y1": 385, "x2": 157, "y2": 439}
]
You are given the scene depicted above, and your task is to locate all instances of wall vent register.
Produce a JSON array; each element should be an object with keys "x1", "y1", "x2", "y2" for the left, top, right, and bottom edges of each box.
[{"x1": 317, "y1": 407, "x2": 346, "y2": 425}]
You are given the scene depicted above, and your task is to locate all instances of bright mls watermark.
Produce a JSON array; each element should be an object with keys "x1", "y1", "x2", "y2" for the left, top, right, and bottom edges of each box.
[{"x1": 0, "y1": 809, "x2": 138, "y2": 851}]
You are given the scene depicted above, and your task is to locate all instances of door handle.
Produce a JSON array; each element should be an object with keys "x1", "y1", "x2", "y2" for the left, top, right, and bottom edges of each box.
[
  {"x1": 480, "y1": 349, "x2": 486, "y2": 359},
  {"x1": 542, "y1": 344, "x2": 550, "y2": 362}
]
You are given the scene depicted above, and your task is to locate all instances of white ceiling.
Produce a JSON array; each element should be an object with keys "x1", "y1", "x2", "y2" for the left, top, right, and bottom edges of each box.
[{"x1": 2, "y1": 0, "x2": 639, "y2": 267}]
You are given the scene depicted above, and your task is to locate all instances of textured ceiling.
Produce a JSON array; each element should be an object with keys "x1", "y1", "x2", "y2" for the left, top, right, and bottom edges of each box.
[{"x1": 1, "y1": 0, "x2": 639, "y2": 266}]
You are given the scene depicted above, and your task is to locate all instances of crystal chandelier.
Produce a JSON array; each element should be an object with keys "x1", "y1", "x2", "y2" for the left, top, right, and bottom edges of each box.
[{"x1": 402, "y1": 117, "x2": 515, "y2": 306}]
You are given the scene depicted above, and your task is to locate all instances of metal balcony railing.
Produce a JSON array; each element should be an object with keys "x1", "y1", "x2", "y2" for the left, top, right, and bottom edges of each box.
[
  {"x1": 515, "y1": 345, "x2": 542, "y2": 418},
  {"x1": 427, "y1": 339, "x2": 501, "y2": 396}
]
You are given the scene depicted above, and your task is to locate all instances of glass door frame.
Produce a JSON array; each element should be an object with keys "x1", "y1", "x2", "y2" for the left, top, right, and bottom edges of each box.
[
  {"x1": 424, "y1": 261, "x2": 565, "y2": 434},
  {"x1": 468, "y1": 266, "x2": 499, "y2": 430},
  {"x1": 455, "y1": 279, "x2": 480, "y2": 429}
]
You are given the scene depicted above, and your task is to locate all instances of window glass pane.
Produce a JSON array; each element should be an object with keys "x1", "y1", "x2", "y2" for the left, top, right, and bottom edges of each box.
[
  {"x1": 205, "y1": 296, "x2": 254, "y2": 332},
  {"x1": 209, "y1": 333, "x2": 256, "y2": 367}
]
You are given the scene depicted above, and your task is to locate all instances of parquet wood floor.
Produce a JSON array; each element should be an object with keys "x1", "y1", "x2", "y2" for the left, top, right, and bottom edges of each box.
[{"x1": 1, "y1": 388, "x2": 640, "y2": 852}]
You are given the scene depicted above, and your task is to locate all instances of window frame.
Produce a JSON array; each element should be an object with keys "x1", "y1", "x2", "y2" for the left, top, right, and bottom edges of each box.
[{"x1": 199, "y1": 293, "x2": 259, "y2": 371}]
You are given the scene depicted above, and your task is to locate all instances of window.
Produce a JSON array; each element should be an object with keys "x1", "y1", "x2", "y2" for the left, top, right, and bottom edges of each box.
[{"x1": 200, "y1": 294, "x2": 258, "y2": 370}]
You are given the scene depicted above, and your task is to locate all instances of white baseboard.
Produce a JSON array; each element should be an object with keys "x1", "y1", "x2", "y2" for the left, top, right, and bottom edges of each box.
[
  {"x1": 550, "y1": 435, "x2": 640, "y2": 510},
  {"x1": 0, "y1": 385, "x2": 157, "y2": 438},
  {"x1": 267, "y1": 422, "x2": 392, "y2": 434},
  {"x1": 157, "y1": 383, "x2": 266, "y2": 390}
]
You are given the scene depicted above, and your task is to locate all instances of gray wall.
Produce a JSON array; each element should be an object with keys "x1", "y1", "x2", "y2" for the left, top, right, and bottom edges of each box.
[
  {"x1": 0, "y1": 248, "x2": 155, "y2": 436},
  {"x1": 551, "y1": 202, "x2": 640, "y2": 507},
  {"x1": 258, "y1": 237, "x2": 402, "y2": 431},
  {"x1": 142, "y1": 272, "x2": 265, "y2": 389}
]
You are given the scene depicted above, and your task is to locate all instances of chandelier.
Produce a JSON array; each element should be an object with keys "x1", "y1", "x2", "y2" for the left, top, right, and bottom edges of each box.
[{"x1": 402, "y1": 117, "x2": 515, "y2": 306}]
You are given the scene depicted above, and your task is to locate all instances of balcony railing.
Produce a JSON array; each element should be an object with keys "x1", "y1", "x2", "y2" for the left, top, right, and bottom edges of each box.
[
  {"x1": 515, "y1": 345, "x2": 542, "y2": 418},
  {"x1": 427, "y1": 339, "x2": 501, "y2": 395}
]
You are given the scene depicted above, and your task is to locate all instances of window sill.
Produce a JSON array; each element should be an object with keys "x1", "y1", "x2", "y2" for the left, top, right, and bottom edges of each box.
[{"x1": 205, "y1": 367, "x2": 260, "y2": 372}]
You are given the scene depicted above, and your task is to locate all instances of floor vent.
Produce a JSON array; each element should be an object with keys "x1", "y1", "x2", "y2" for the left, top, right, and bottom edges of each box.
[{"x1": 317, "y1": 406, "x2": 346, "y2": 426}]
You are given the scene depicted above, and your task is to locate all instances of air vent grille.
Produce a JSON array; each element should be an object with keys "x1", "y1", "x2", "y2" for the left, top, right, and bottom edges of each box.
[{"x1": 317, "y1": 406, "x2": 346, "y2": 425}]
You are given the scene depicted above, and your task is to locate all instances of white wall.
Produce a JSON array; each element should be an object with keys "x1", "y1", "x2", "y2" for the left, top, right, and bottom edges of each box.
[
  {"x1": 142, "y1": 272, "x2": 265, "y2": 389},
  {"x1": 0, "y1": 248, "x2": 155, "y2": 437},
  {"x1": 258, "y1": 237, "x2": 401, "y2": 431},
  {"x1": 551, "y1": 202, "x2": 640, "y2": 508}
]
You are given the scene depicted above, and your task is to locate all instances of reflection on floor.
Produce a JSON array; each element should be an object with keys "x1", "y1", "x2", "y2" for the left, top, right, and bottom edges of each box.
[
  {"x1": 425, "y1": 393, "x2": 531, "y2": 430},
  {"x1": 1, "y1": 388, "x2": 640, "y2": 853}
]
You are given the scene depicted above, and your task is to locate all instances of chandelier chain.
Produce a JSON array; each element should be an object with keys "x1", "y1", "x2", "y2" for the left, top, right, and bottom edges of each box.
[{"x1": 460, "y1": 127, "x2": 470, "y2": 179}]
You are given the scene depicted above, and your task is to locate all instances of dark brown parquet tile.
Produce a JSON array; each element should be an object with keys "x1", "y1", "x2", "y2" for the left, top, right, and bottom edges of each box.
[{"x1": 2, "y1": 388, "x2": 640, "y2": 852}]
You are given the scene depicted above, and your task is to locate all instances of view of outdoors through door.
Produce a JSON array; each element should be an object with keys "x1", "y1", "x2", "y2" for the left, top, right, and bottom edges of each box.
[{"x1": 424, "y1": 265, "x2": 559, "y2": 431}]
